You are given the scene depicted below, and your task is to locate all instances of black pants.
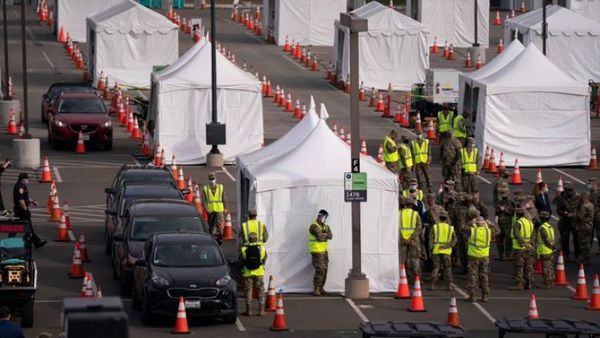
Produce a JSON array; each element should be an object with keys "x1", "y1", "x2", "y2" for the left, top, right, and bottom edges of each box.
[{"x1": 12, "y1": 208, "x2": 42, "y2": 247}]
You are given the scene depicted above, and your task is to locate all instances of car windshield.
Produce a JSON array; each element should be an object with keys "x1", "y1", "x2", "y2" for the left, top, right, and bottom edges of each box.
[
  {"x1": 58, "y1": 98, "x2": 105, "y2": 113},
  {"x1": 118, "y1": 188, "x2": 181, "y2": 216},
  {"x1": 130, "y1": 216, "x2": 202, "y2": 241},
  {"x1": 50, "y1": 86, "x2": 92, "y2": 101},
  {"x1": 153, "y1": 242, "x2": 223, "y2": 267}
]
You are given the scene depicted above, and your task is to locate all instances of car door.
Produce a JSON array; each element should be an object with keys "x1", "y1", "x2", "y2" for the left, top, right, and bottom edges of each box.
[{"x1": 115, "y1": 212, "x2": 132, "y2": 277}]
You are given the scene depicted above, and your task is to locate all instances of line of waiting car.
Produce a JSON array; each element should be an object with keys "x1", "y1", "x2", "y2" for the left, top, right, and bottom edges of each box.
[{"x1": 103, "y1": 165, "x2": 238, "y2": 325}]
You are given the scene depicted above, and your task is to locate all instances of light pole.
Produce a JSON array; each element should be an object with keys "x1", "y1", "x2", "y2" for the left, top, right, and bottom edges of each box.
[
  {"x1": 20, "y1": 0, "x2": 28, "y2": 137},
  {"x1": 469, "y1": 0, "x2": 486, "y2": 64},
  {"x1": 340, "y1": 12, "x2": 369, "y2": 300}
]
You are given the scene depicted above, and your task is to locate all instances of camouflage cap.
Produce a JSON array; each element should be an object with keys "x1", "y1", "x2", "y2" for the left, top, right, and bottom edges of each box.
[
  {"x1": 248, "y1": 209, "x2": 257, "y2": 217},
  {"x1": 476, "y1": 216, "x2": 486, "y2": 224},
  {"x1": 515, "y1": 208, "x2": 526, "y2": 216},
  {"x1": 410, "y1": 178, "x2": 418, "y2": 184},
  {"x1": 439, "y1": 210, "x2": 449, "y2": 218}
]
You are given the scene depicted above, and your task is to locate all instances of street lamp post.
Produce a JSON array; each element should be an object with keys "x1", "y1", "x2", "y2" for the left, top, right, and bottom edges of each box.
[
  {"x1": 542, "y1": 0, "x2": 549, "y2": 55},
  {"x1": 20, "y1": 0, "x2": 28, "y2": 137},
  {"x1": 340, "y1": 12, "x2": 369, "y2": 300},
  {"x1": 468, "y1": 0, "x2": 486, "y2": 64}
]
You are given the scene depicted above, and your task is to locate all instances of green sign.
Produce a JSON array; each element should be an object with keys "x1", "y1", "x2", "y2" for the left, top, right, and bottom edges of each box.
[{"x1": 344, "y1": 172, "x2": 367, "y2": 202}]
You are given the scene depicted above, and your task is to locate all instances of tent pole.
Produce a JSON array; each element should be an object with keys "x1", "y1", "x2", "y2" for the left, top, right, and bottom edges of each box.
[
  {"x1": 473, "y1": 0, "x2": 479, "y2": 47},
  {"x1": 542, "y1": 1, "x2": 548, "y2": 55}
]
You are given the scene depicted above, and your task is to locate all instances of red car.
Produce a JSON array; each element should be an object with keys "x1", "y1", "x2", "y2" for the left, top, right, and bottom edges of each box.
[{"x1": 47, "y1": 93, "x2": 113, "y2": 150}]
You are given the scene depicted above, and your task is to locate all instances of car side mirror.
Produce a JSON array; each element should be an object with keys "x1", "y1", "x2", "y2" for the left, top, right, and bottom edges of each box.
[
  {"x1": 105, "y1": 188, "x2": 115, "y2": 194},
  {"x1": 135, "y1": 260, "x2": 146, "y2": 267},
  {"x1": 105, "y1": 208, "x2": 116, "y2": 215},
  {"x1": 181, "y1": 188, "x2": 191, "y2": 195},
  {"x1": 113, "y1": 234, "x2": 124, "y2": 242}
]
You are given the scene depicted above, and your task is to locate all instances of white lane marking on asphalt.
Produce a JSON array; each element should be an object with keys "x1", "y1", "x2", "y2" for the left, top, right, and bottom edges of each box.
[
  {"x1": 451, "y1": 283, "x2": 497, "y2": 324},
  {"x1": 244, "y1": 31, "x2": 265, "y2": 44},
  {"x1": 552, "y1": 168, "x2": 586, "y2": 185},
  {"x1": 52, "y1": 166, "x2": 62, "y2": 183},
  {"x1": 345, "y1": 297, "x2": 369, "y2": 322},
  {"x1": 25, "y1": 27, "x2": 36, "y2": 41},
  {"x1": 567, "y1": 285, "x2": 577, "y2": 293},
  {"x1": 370, "y1": 295, "x2": 572, "y2": 301},
  {"x1": 131, "y1": 155, "x2": 141, "y2": 166},
  {"x1": 221, "y1": 166, "x2": 236, "y2": 182},
  {"x1": 137, "y1": 90, "x2": 147, "y2": 100},
  {"x1": 478, "y1": 175, "x2": 492, "y2": 184},
  {"x1": 51, "y1": 159, "x2": 127, "y2": 166},
  {"x1": 41, "y1": 51, "x2": 55, "y2": 68},
  {"x1": 282, "y1": 54, "x2": 309, "y2": 71},
  {"x1": 235, "y1": 318, "x2": 246, "y2": 331},
  {"x1": 36, "y1": 298, "x2": 132, "y2": 303}
]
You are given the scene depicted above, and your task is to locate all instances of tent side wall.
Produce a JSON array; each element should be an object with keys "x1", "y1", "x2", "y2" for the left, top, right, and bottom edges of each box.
[
  {"x1": 274, "y1": 0, "x2": 346, "y2": 46},
  {"x1": 420, "y1": 0, "x2": 489, "y2": 48},
  {"x1": 56, "y1": 0, "x2": 122, "y2": 42},
  {"x1": 567, "y1": 0, "x2": 600, "y2": 23}
]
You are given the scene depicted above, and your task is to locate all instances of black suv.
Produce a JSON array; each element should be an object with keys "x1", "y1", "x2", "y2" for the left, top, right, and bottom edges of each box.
[
  {"x1": 113, "y1": 199, "x2": 207, "y2": 294},
  {"x1": 133, "y1": 232, "x2": 237, "y2": 325}
]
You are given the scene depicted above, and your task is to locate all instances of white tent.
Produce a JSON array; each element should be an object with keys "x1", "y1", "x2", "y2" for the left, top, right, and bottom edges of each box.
[
  {"x1": 237, "y1": 119, "x2": 399, "y2": 293},
  {"x1": 150, "y1": 40, "x2": 263, "y2": 165},
  {"x1": 566, "y1": 0, "x2": 600, "y2": 23},
  {"x1": 458, "y1": 39, "x2": 525, "y2": 115},
  {"x1": 263, "y1": 0, "x2": 347, "y2": 46},
  {"x1": 412, "y1": 0, "x2": 489, "y2": 48},
  {"x1": 86, "y1": 0, "x2": 179, "y2": 88},
  {"x1": 472, "y1": 44, "x2": 590, "y2": 167},
  {"x1": 333, "y1": 2, "x2": 429, "y2": 91},
  {"x1": 55, "y1": 0, "x2": 122, "y2": 42},
  {"x1": 504, "y1": 5, "x2": 600, "y2": 82}
]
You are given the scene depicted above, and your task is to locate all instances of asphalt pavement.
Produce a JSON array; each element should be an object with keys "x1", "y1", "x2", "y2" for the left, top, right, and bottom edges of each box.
[{"x1": 0, "y1": 4, "x2": 598, "y2": 338}]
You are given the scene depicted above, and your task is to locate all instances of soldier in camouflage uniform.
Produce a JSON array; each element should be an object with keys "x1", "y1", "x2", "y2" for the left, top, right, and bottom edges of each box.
[
  {"x1": 463, "y1": 216, "x2": 499, "y2": 302},
  {"x1": 438, "y1": 180, "x2": 458, "y2": 212},
  {"x1": 428, "y1": 211, "x2": 456, "y2": 290},
  {"x1": 556, "y1": 182, "x2": 580, "y2": 261},
  {"x1": 423, "y1": 193, "x2": 446, "y2": 273},
  {"x1": 589, "y1": 178, "x2": 600, "y2": 255},
  {"x1": 536, "y1": 211, "x2": 556, "y2": 289},
  {"x1": 309, "y1": 210, "x2": 333, "y2": 296},
  {"x1": 470, "y1": 192, "x2": 489, "y2": 220},
  {"x1": 240, "y1": 232, "x2": 267, "y2": 316},
  {"x1": 450, "y1": 193, "x2": 470, "y2": 273},
  {"x1": 440, "y1": 129, "x2": 463, "y2": 191},
  {"x1": 493, "y1": 172, "x2": 511, "y2": 207},
  {"x1": 495, "y1": 188, "x2": 515, "y2": 261},
  {"x1": 399, "y1": 197, "x2": 423, "y2": 282},
  {"x1": 576, "y1": 192, "x2": 594, "y2": 266},
  {"x1": 513, "y1": 188, "x2": 525, "y2": 205},
  {"x1": 460, "y1": 138, "x2": 481, "y2": 194},
  {"x1": 509, "y1": 208, "x2": 535, "y2": 290},
  {"x1": 525, "y1": 195, "x2": 541, "y2": 228}
]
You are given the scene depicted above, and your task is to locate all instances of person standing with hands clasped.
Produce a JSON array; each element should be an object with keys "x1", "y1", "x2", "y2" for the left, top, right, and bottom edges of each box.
[
  {"x1": 13, "y1": 173, "x2": 46, "y2": 248},
  {"x1": 309, "y1": 210, "x2": 332, "y2": 296}
]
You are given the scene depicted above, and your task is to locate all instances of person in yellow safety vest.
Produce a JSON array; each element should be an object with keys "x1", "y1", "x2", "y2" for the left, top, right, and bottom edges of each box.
[
  {"x1": 509, "y1": 208, "x2": 535, "y2": 290},
  {"x1": 240, "y1": 208, "x2": 269, "y2": 246},
  {"x1": 397, "y1": 136, "x2": 414, "y2": 189},
  {"x1": 398, "y1": 197, "x2": 422, "y2": 283},
  {"x1": 536, "y1": 211, "x2": 556, "y2": 289},
  {"x1": 402, "y1": 178, "x2": 424, "y2": 202},
  {"x1": 240, "y1": 232, "x2": 267, "y2": 316},
  {"x1": 463, "y1": 216, "x2": 499, "y2": 302},
  {"x1": 437, "y1": 105, "x2": 454, "y2": 141},
  {"x1": 202, "y1": 173, "x2": 228, "y2": 239},
  {"x1": 411, "y1": 132, "x2": 432, "y2": 191},
  {"x1": 428, "y1": 211, "x2": 456, "y2": 291},
  {"x1": 453, "y1": 112, "x2": 468, "y2": 146},
  {"x1": 383, "y1": 129, "x2": 399, "y2": 173},
  {"x1": 309, "y1": 209, "x2": 333, "y2": 296},
  {"x1": 460, "y1": 138, "x2": 481, "y2": 194}
]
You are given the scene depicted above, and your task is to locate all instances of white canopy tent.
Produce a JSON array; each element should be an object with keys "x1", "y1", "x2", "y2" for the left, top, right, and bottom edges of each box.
[
  {"x1": 333, "y1": 2, "x2": 429, "y2": 91},
  {"x1": 410, "y1": 0, "x2": 489, "y2": 48},
  {"x1": 458, "y1": 39, "x2": 524, "y2": 115},
  {"x1": 55, "y1": 0, "x2": 122, "y2": 42},
  {"x1": 504, "y1": 5, "x2": 600, "y2": 82},
  {"x1": 263, "y1": 0, "x2": 347, "y2": 46},
  {"x1": 237, "y1": 119, "x2": 399, "y2": 293},
  {"x1": 149, "y1": 40, "x2": 263, "y2": 165},
  {"x1": 566, "y1": 0, "x2": 600, "y2": 23},
  {"x1": 472, "y1": 44, "x2": 590, "y2": 167},
  {"x1": 86, "y1": 0, "x2": 179, "y2": 88}
]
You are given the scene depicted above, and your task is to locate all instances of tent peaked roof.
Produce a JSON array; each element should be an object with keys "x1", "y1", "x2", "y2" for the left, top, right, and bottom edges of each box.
[
  {"x1": 350, "y1": 1, "x2": 428, "y2": 35},
  {"x1": 462, "y1": 39, "x2": 524, "y2": 81},
  {"x1": 475, "y1": 44, "x2": 588, "y2": 95},
  {"x1": 154, "y1": 40, "x2": 260, "y2": 91},
  {"x1": 505, "y1": 4, "x2": 600, "y2": 35},
  {"x1": 251, "y1": 120, "x2": 397, "y2": 192},
  {"x1": 88, "y1": 0, "x2": 177, "y2": 34}
]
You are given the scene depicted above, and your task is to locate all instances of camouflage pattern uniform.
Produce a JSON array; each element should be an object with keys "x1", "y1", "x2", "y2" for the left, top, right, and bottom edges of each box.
[
  {"x1": 576, "y1": 193, "x2": 594, "y2": 266},
  {"x1": 537, "y1": 212, "x2": 556, "y2": 288},
  {"x1": 460, "y1": 141, "x2": 481, "y2": 194},
  {"x1": 438, "y1": 180, "x2": 458, "y2": 212},
  {"x1": 556, "y1": 183, "x2": 580, "y2": 260},
  {"x1": 495, "y1": 191, "x2": 515, "y2": 260},
  {"x1": 309, "y1": 222, "x2": 333, "y2": 289},
  {"x1": 510, "y1": 210, "x2": 536, "y2": 290},
  {"x1": 450, "y1": 193, "x2": 470, "y2": 272},
  {"x1": 423, "y1": 195, "x2": 446, "y2": 272},
  {"x1": 428, "y1": 212, "x2": 456, "y2": 290},
  {"x1": 525, "y1": 195, "x2": 541, "y2": 228},
  {"x1": 470, "y1": 193, "x2": 489, "y2": 220},
  {"x1": 463, "y1": 218, "x2": 499, "y2": 302},
  {"x1": 440, "y1": 133, "x2": 463, "y2": 191},
  {"x1": 399, "y1": 199, "x2": 423, "y2": 282},
  {"x1": 589, "y1": 179, "x2": 600, "y2": 254},
  {"x1": 493, "y1": 173, "x2": 511, "y2": 207}
]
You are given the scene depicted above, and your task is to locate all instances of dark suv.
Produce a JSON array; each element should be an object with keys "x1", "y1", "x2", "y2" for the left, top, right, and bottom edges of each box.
[
  {"x1": 133, "y1": 232, "x2": 237, "y2": 325},
  {"x1": 112, "y1": 199, "x2": 207, "y2": 294}
]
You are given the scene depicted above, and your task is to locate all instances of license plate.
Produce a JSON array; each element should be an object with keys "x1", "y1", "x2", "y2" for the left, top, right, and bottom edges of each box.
[
  {"x1": 184, "y1": 300, "x2": 201, "y2": 309},
  {"x1": 83, "y1": 134, "x2": 90, "y2": 141}
]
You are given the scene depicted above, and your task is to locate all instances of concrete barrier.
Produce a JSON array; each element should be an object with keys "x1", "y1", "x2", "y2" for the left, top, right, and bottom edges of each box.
[{"x1": 12, "y1": 138, "x2": 40, "y2": 169}]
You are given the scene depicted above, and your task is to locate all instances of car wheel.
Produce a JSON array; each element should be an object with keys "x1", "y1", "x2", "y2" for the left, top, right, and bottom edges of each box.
[
  {"x1": 141, "y1": 296, "x2": 155, "y2": 326},
  {"x1": 223, "y1": 314, "x2": 237, "y2": 325},
  {"x1": 21, "y1": 299, "x2": 34, "y2": 328},
  {"x1": 104, "y1": 141, "x2": 113, "y2": 151}
]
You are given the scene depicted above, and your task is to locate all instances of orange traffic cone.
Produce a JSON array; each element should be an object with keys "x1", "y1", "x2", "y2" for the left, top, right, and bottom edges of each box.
[
  {"x1": 528, "y1": 294, "x2": 539, "y2": 319},
  {"x1": 40, "y1": 156, "x2": 53, "y2": 183},
  {"x1": 407, "y1": 276, "x2": 426, "y2": 312},
  {"x1": 368, "y1": 87, "x2": 377, "y2": 107},
  {"x1": 554, "y1": 251, "x2": 569, "y2": 286},
  {"x1": 358, "y1": 83, "x2": 366, "y2": 101},
  {"x1": 487, "y1": 149, "x2": 497, "y2": 174},
  {"x1": 393, "y1": 104, "x2": 403, "y2": 124},
  {"x1": 269, "y1": 292, "x2": 289, "y2": 331},
  {"x1": 310, "y1": 55, "x2": 319, "y2": 71},
  {"x1": 446, "y1": 44, "x2": 455, "y2": 61},
  {"x1": 285, "y1": 94, "x2": 293, "y2": 112},
  {"x1": 80, "y1": 272, "x2": 90, "y2": 296},
  {"x1": 154, "y1": 145, "x2": 163, "y2": 168},
  {"x1": 556, "y1": 176, "x2": 564, "y2": 196},
  {"x1": 167, "y1": 2, "x2": 174, "y2": 20},
  {"x1": 177, "y1": 167, "x2": 185, "y2": 189},
  {"x1": 274, "y1": 86, "x2": 282, "y2": 105},
  {"x1": 494, "y1": 10, "x2": 501, "y2": 25},
  {"x1": 170, "y1": 155, "x2": 178, "y2": 178},
  {"x1": 47, "y1": 183, "x2": 55, "y2": 213},
  {"x1": 427, "y1": 119, "x2": 436, "y2": 140},
  {"x1": 222, "y1": 213, "x2": 234, "y2": 241},
  {"x1": 497, "y1": 38, "x2": 504, "y2": 54},
  {"x1": 588, "y1": 147, "x2": 598, "y2": 171},
  {"x1": 57, "y1": 26, "x2": 66, "y2": 43},
  {"x1": 265, "y1": 275, "x2": 277, "y2": 312},
  {"x1": 431, "y1": 36, "x2": 439, "y2": 54},
  {"x1": 446, "y1": 294, "x2": 461, "y2": 327},
  {"x1": 63, "y1": 200, "x2": 73, "y2": 230},
  {"x1": 464, "y1": 52, "x2": 472, "y2": 68},
  {"x1": 511, "y1": 159, "x2": 522, "y2": 185},
  {"x1": 75, "y1": 131, "x2": 86, "y2": 154},
  {"x1": 83, "y1": 274, "x2": 94, "y2": 297},
  {"x1": 587, "y1": 274, "x2": 600, "y2": 311},
  {"x1": 131, "y1": 119, "x2": 142, "y2": 140},
  {"x1": 293, "y1": 98, "x2": 302, "y2": 119},
  {"x1": 49, "y1": 195, "x2": 62, "y2": 222},
  {"x1": 68, "y1": 242, "x2": 85, "y2": 278},
  {"x1": 572, "y1": 264, "x2": 589, "y2": 300},
  {"x1": 475, "y1": 54, "x2": 483, "y2": 69},
  {"x1": 360, "y1": 139, "x2": 368, "y2": 155},
  {"x1": 339, "y1": 127, "x2": 346, "y2": 142},
  {"x1": 79, "y1": 230, "x2": 90, "y2": 262},
  {"x1": 395, "y1": 264, "x2": 411, "y2": 299},
  {"x1": 442, "y1": 41, "x2": 449, "y2": 58},
  {"x1": 54, "y1": 214, "x2": 69, "y2": 242},
  {"x1": 7, "y1": 110, "x2": 17, "y2": 135},
  {"x1": 172, "y1": 297, "x2": 190, "y2": 334},
  {"x1": 376, "y1": 145, "x2": 384, "y2": 164},
  {"x1": 375, "y1": 93, "x2": 385, "y2": 113},
  {"x1": 536, "y1": 168, "x2": 543, "y2": 184},
  {"x1": 97, "y1": 72, "x2": 105, "y2": 91},
  {"x1": 185, "y1": 177, "x2": 194, "y2": 202},
  {"x1": 482, "y1": 146, "x2": 490, "y2": 170},
  {"x1": 283, "y1": 36, "x2": 290, "y2": 52},
  {"x1": 415, "y1": 112, "x2": 423, "y2": 133},
  {"x1": 265, "y1": 80, "x2": 273, "y2": 97},
  {"x1": 498, "y1": 152, "x2": 506, "y2": 173}
]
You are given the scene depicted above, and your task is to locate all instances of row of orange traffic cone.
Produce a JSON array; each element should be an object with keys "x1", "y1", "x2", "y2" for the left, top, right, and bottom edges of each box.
[{"x1": 330, "y1": 123, "x2": 370, "y2": 155}]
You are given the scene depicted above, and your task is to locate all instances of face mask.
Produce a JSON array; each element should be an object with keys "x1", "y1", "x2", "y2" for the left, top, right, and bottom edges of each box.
[
  {"x1": 209, "y1": 179, "x2": 216, "y2": 186},
  {"x1": 543, "y1": 186, "x2": 548, "y2": 192},
  {"x1": 417, "y1": 134, "x2": 423, "y2": 140},
  {"x1": 23, "y1": 179, "x2": 29, "y2": 184}
]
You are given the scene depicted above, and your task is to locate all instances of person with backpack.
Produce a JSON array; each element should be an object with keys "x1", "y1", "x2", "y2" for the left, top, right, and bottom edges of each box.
[{"x1": 240, "y1": 232, "x2": 267, "y2": 316}]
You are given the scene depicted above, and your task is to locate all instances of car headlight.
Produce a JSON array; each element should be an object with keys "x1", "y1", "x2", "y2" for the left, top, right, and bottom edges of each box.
[
  {"x1": 54, "y1": 120, "x2": 65, "y2": 127},
  {"x1": 151, "y1": 273, "x2": 169, "y2": 287},
  {"x1": 102, "y1": 120, "x2": 112, "y2": 128},
  {"x1": 216, "y1": 275, "x2": 231, "y2": 286}
]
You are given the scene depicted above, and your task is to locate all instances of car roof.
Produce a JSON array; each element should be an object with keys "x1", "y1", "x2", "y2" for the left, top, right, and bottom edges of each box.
[
  {"x1": 50, "y1": 82, "x2": 91, "y2": 88},
  {"x1": 152, "y1": 232, "x2": 215, "y2": 245},
  {"x1": 121, "y1": 169, "x2": 173, "y2": 180},
  {"x1": 58, "y1": 93, "x2": 102, "y2": 100},
  {"x1": 129, "y1": 199, "x2": 199, "y2": 216},
  {"x1": 123, "y1": 183, "x2": 181, "y2": 197}
]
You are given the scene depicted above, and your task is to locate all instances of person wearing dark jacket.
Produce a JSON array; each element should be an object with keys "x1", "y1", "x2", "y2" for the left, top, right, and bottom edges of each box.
[
  {"x1": 0, "y1": 306, "x2": 25, "y2": 338},
  {"x1": 533, "y1": 182, "x2": 552, "y2": 215}
]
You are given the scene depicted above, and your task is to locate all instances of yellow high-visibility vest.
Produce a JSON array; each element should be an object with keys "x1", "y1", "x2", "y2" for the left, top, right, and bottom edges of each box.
[
  {"x1": 537, "y1": 222, "x2": 555, "y2": 256},
  {"x1": 512, "y1": 217, "x2": 534, "y2": 250},
  {"x1": 399, "y1": 209, "x2": 418, "y2": 240},
  {"x1": 437, "y1": 111, "x2": 455, "y2": 133},
  {"x1": 203, "y1": 184, "x2": 224, "y2": 213},
  {"x1": 461, "y1": 148, "x2": 479, "y2": 173},
  {"x1": 467, "y1": 224, "x2": 491, "y2": 258},
  {"x1": 241, "y1": 243, "x2": 266, "y2": 277},
  {"x1": 432, "y1": 222, "x2": 454, "y2": 255},
  {"x1": 402, "y1": 189, "x2": 424, "y2": 201},
  {"x1": 308, "y1": 223, "x2": 330, "y2": 253},
  {"x1": 453, "y1": 115, "x2": 466, "y2": 139},
  {"x1": 411, "y1": 139, "x2": 429, "y2": 164},
  {"x1": 242, "y1": 219, "x2": 265, "y2": 244},
  {"x1": 383, "y1": 136, "x2": 399, "y2": 163},
  {"x1": 398, "y1": 143, "x2": 413, "y2": 169}
]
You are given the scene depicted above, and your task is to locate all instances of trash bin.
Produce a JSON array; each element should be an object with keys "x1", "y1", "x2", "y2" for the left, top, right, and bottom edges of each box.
[
  {"x1": 495, "y1": 318, "x2": 600, "y2": 338},
  {"x1": 359, "y1": 321, "x2": 465, "y2": 338}
]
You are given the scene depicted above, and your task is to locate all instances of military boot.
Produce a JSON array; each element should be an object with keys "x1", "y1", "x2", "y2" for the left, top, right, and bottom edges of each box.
[
  {"x1": 508, "y1": 283, "x2": 524, "y2": 291},
  {"x1": 480, "y1": 294, "x2": 489, "y2": 303},
  {"x1": 320, "y1": 287, "x2": 329, "y2": 296},
  {"x1": 466, "y1": 293, "x2": 476, "y2": 302},
  {"x1": 242, "y1": 303, "x2": 251, "y2": 316},
  {"x1": 313, "y1": 287, "x2": 322, "y2": 296},
  {"x1": 445, "y1": 281, "x2": 452, "y2": 291},
  {"x1": 258, "y1": 303, "x2": 265, "y2": 317}
]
